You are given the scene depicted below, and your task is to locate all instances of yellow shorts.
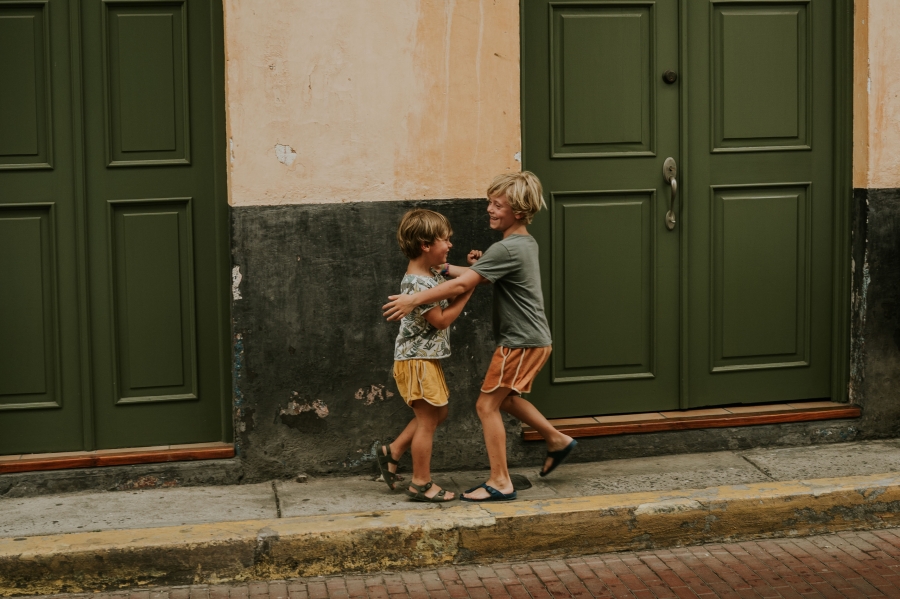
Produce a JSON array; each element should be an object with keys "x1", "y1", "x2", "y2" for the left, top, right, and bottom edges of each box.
[{"x1": 393, "y1": 359, "x2": 449, "y2": 407}]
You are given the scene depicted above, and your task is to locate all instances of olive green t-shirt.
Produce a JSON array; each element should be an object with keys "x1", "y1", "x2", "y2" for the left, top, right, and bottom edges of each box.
[{"x1": 470, "y1": 234, "x2": 552, "y2": 348}]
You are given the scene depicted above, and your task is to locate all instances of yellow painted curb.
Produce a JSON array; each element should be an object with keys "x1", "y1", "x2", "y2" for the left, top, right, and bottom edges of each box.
[{"x1": 3, "y1": 473, "x2": 900, "y2": 596}]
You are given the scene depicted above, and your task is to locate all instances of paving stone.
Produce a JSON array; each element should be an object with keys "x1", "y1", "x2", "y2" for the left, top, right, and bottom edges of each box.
[{"x1": 23, "y1": 529, "x2": 900, "y2": 598}]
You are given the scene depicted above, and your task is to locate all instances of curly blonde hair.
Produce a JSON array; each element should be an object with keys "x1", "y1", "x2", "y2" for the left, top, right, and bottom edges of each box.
[{"x1": 486, "y1": 171, "x2": 547, "y2": 225}]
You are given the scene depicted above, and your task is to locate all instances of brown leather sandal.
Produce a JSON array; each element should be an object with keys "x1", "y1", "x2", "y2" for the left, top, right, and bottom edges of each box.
[
  {"x1": 375, "y1": 443, "x2": 402, "y2": 490},
  {"x1": 406, "y1": 481, "x2": 455, "y2": 502}
]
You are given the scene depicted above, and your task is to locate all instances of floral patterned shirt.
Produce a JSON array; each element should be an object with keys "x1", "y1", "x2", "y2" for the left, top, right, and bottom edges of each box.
[{"x1": 393, "y1": 272, "x2": 451, "y2": 360}]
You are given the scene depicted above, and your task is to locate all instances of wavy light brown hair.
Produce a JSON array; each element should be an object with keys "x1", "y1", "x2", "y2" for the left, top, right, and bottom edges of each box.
[
  {"x1": 397, "y1": 209, "x2": 452, "y2": 259},
  {"x1": 486, "y1": 171, "x2": 547, "y2": 224}
]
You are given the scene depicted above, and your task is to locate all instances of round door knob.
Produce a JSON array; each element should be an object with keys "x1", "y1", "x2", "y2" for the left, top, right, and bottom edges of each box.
[{"x1": 663, "y1": 70, "x2": 678, "y2": 84}]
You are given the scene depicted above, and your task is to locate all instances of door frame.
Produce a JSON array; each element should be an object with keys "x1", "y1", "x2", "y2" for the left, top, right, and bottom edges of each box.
[
  {"x1": 519, "y1": 0, "x2": 855, "y2": 408},
  {"x1": 67, "y1": 0, "x2": 233, "y2": 449}
]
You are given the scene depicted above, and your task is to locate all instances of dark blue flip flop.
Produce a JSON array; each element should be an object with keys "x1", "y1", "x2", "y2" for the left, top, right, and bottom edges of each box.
[
  {"x1": 540, "y1": 439, "x2": 578, "y2": 477},
  {"x1": 460, "y1": 482, "x2": 517, "y2": 502}
]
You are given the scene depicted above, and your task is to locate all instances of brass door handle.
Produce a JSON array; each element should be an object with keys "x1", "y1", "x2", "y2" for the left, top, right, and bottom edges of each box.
[{"x1": 663, "y1": 157, "x2": 677, "y2": 230}]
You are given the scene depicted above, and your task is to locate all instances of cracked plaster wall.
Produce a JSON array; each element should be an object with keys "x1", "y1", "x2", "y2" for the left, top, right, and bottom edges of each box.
[{"x1": 223, "y1": 0, "x2": 521, "y2": 205}]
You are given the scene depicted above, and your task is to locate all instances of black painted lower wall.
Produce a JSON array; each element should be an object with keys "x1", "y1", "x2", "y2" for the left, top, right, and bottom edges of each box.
[
  {"x1": 232, "y1": 194, "x2": 899, "y2": 483},
  {"x1": 850, "y1": 188, "x2": 900, "y2": 438},
  {"x1": 232, "y1": 201, "x2": 501, "y2": 482}
]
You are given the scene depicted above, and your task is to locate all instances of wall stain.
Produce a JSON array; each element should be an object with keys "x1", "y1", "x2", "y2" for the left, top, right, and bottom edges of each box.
[
  {"x1": 232, "y1": 266, "x2": 243, "y2": 300},
  {"x1": 233, "y1": 333, "x2": 247, "y2": 455},
  {"x1": 280, "y1": 398, "x2": 329, "y2": 419},
  {"x1": 278, "y1": 396, "x2": 329, "y2": 434},
  {"x1": 241, "y1": 408, "x2": 256, "y2": 434},
  {"x1": 115, "y1": 476, "x2": 179, "y2": 492},
  {"x1": 355, "y1": 384, "x2": 393, "y2": 406},
  {"x1": 278, "y1": 411, "x2": 327, "y2": 434},
  {"x1": 849, "y1": 189, "x2": 869, "y2": 403},
  {"x1": 342, "y1": 441, "x2": 380, "y2": 469}
]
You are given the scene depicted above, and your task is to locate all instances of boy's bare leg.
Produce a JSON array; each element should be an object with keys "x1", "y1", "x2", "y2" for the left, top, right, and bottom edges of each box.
[
  {"x1": 409, "y1": 401, "x2": 454, "y2": 500},
  {"x1": 382, "y1": 418, "x2": 417, "y2": 478},
  {"x1": 462, "y1": 387, "x2": 515, "y2": 500},
  {"x1": 500, "y1": 394, "x2": 574, "y2": 475}
]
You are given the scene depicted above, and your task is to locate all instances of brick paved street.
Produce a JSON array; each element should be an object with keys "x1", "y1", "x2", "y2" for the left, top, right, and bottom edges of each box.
[{"x1": 31, "y1": 529, "x2": 900, "y2": 599}]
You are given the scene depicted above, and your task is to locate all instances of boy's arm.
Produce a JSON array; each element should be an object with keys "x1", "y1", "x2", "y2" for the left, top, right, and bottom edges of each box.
[
  {"x1": 444, "y1": 264, "x2": 470, "y2": 278},
  {"x1": 442, "y1": 250, "x2": 482, "y2": 278},
  {"x1": 422, "y1": 285, "x2": 476, "y2": 330},
  {"x1": 383, "y1": 269, "x2": 484, "y2": 321}
]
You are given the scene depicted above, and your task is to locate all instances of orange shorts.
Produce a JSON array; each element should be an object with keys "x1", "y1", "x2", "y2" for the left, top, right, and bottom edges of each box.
[{"x1": 481, "y1": 346, "x2": 552, "y2": 395}]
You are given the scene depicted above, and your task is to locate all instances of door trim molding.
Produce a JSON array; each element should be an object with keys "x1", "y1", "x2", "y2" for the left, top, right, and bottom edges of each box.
[
  {"x1": 0, "y1": 442, "x2": 234, "y2": 474},
  {"x1": 209, "y1": 0, "x2": 233, "y2": 443},
  {"x1": 70, "y1": 0, "x2": 95, "y2": 449},
  {"x1": 830, "y1": 0, "x2": 853, "y2": 402},
  {"x1": 678, "y1": 0, "x2": 690, "y2": 407}
]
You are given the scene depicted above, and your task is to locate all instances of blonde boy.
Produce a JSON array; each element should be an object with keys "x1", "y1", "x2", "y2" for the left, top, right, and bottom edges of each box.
[
  {"x1": 383, "y1": 172, "x2": 576, "y2": 502},
  {"x1": 377, "y1": 209, "x2": 477, "y2": 502}
]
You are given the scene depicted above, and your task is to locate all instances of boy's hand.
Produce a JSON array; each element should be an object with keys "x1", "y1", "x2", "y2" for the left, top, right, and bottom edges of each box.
[
  {"x1": 383, "y1": 294, "x2": 417, "y2": 321},
  {"x1": 467, "y1": 250, "x2": 483, "y2": 265}
]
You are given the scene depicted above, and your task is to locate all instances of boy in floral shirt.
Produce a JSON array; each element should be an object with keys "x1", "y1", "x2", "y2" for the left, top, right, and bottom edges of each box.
[{"x1": 376, "y1": 209, "x2": 478, "y2": 502}]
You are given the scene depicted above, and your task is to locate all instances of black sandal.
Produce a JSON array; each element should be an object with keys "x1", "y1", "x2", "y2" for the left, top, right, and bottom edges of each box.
[
  {"x1": 540, "y1": 439, "x2": 578, "y2": 477},
  {"x1": 375, "y1": 443, "x2": 402, "y2": 490},
  {"x1": 407, "y1": 481, "x2": 455, "y2": 502}
]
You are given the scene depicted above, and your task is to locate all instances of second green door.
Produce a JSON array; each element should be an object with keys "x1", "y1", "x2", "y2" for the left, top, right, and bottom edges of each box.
[
  {"x1": 0, "y1": 0, "x2": 229, "y2": 453},
  {"x1": 523, "y1": 0, "x2": 837, "y2": 417}
]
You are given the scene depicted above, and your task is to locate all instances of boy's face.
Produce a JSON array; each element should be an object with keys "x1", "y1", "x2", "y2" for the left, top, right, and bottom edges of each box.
[
  {"x1": 487, "y1": 192, "x2": 522, "y2": 232},
  {"x1": 423, "y1": 236, "x2": 452, "y2": 265}
]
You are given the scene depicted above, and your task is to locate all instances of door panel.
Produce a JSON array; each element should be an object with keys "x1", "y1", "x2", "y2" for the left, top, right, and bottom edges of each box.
[
  {"x1": 110, "y1": 199, "x2": 197, "y2": 404},
  {"x1": 0, "y1": 2, "x2": 52, "y2": 168},
  {"x1": 712, "y1": 185, "x2": 810, "y2": 371},
  {"x1": 554, "y1": 192, "x2": 655, "y2": 381},
  {"x1": 0, "y1": 205, "x2": 59, "y2": 405},
  {"x1": 712, "y1": 2, "x2": 810, "y2": 150},
  {"x1": 102, "y1": 1, "x2": 190, "y2": 165},
  {"x1": 552, "y1": 3, "x2": 655, "y2": 156},
  {"x1": 525, "y1": 0, "x2": 681, "y2": 417}
]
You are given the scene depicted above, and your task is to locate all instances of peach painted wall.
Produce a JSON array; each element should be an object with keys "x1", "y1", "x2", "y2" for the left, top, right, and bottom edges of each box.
[
  {"x1": 854, "y1": 0, "x2": 900, "y2": 189},
  {"x1": 224, "y1": 0, "x2": 521, "y2": 206}
]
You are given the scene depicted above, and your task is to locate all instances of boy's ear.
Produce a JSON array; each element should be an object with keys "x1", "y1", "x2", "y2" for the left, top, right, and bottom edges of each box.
[{"x1": 420, "y1": 242, "x2": 431, "y2": 253}]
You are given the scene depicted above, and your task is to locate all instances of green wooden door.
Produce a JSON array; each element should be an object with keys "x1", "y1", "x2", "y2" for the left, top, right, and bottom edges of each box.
[
  {"x1": 523, "y1": 0, "x2": 837, "y2": 417},
  {"x1": 524, "y1": 0, "x2": 682, "y2": 417},
  {"x1": 0, "y1": 0, "x2": 229, "y2": 453},
  {"x1": 685, "y1": 0, "x2": 834, "y2": 407}
]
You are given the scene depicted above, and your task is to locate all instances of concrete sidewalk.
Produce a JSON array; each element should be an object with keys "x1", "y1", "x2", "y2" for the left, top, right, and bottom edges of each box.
[{"x1": 3, "y1": 440, "x2": 900, "y2": 595}]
